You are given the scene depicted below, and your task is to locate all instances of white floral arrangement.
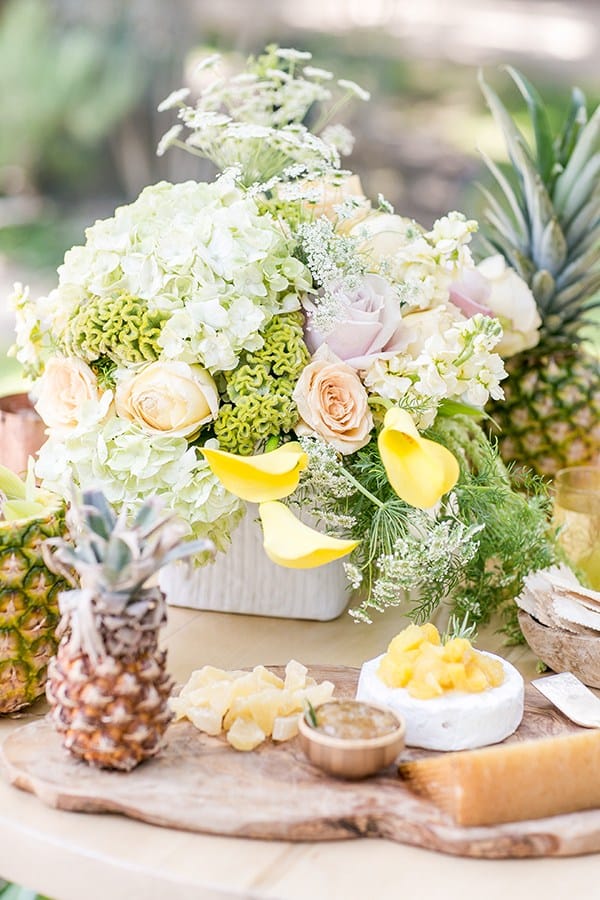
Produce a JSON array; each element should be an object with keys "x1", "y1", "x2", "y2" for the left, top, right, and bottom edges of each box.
[{"x1": 12, "y1": 46, "x2": 553, "y2": 630}]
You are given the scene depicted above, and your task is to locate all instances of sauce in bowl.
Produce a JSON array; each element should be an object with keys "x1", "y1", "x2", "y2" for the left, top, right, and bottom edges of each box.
[
  {"x1": 312, "y1": 700, "x2": 400, "y2": 740},
  {"x1": 298, "y1": 698, "x2": 405, "y2": 779}
]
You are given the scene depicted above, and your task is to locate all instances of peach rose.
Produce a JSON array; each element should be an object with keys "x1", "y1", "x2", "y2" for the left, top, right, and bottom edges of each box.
[
  {"x1": 35, "y1": 357, "x2": 101, "y2": 435},
  {"x1": 293, "y1": 347, "x2": 373, "y2": 454},
  {"x1": 279, "y1": 174, "x2": 371, "y2": 232},
  {"x1": 115, "y1": 361, "x2": 219, "y2": 437}
]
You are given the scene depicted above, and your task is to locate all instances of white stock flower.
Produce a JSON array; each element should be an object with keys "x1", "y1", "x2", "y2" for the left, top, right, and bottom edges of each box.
[{"x1": 363, "y1": 306, "x2": 506, "y2": 426}]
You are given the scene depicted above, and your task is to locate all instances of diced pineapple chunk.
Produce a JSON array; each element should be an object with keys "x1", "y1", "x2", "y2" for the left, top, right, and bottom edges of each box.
[
  {"x1": 272, "y1": 714, "x2": 301, "y2": 742},
  {"x1": 186, "y1": 706, "x2": 223, "y2": 736},
  {"x1": 227, "y1": 717, "x2": 266, "y2": 751},
  {"x1": 175, "y1": 661, "x2": 335, "y2": 751},
  {"x1": 284, "y1": 659, "x2": 308, "y2": 691},
  {"x1": 377, "y1": 623, "x2": 505, "y2": 699}
]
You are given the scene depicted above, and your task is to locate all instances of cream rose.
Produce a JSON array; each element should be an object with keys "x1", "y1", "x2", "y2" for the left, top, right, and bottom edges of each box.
[
  {"x1": 293, "y1": 346, "x2": 373, "y2": 454},
  {"x1": 349, "y1": 212, "x2": 416, "y2": 259},
  {"x1": 279, "y1": 174, "x2": 371, "y2": 232},
  {"x1": 476, "y1": 255, "x2": 541, "y2": 357},
  {"x1": 35, "y1": 357, "x2": 101, "y2": 435},
  {"x1": 115, "y1": 361, "x2": 219, "y2": 437}
]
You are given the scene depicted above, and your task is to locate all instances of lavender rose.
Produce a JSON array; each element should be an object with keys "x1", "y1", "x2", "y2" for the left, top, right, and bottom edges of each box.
[{"x1": 302, "y1": 274, "x2": 407, "y2": 370}]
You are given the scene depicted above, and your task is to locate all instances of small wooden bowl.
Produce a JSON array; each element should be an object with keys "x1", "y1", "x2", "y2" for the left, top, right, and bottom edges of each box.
[
  {"x1": 518, "y1": 610, "x2": 600, "y2": 688},
  {"x1": 298, "y1": 700, "x2": 405, "y2": 780}
]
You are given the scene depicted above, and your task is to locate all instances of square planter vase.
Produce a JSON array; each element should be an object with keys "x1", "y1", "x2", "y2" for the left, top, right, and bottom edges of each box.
[{"x1": 159, "y1": 508, "x2": 350, "y2": 621}]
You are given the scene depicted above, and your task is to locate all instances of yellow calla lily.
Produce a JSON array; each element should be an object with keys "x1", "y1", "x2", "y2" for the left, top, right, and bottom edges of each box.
[
  {"x1": 259, "y1": 501, "x2": 359, "y2": 569},
  {"x1": 200, "y1": 442, "x2": 308, "y2": 502},
  {"x1": 378, "y1": 408, "x2": 459, "y2": 509}
]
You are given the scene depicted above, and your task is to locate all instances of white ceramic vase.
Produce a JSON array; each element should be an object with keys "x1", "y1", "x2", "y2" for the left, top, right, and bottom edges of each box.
[{"x1": 160, "y1": 507, "x2": 351, "y2": 621}]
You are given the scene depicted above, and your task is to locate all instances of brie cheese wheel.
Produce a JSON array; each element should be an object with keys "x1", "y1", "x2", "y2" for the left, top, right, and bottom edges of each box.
[{"x1": 356, "y1": 652, "x2": 524, "y2": 751}]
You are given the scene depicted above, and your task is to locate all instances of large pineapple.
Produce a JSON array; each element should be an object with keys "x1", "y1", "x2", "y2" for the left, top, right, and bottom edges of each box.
[
  {"x1": 0, "y1": 465, "x2": 68, "y2": 714},
  {"x1": 45, "y1": 490, "x2": 213, "y2": 771},
  {"x1": 479, "y1": 69, "x2": 600, "y2": 476}
]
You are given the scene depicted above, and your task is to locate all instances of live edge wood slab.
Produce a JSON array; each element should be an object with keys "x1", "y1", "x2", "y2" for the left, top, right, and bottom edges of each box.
[{"x1": 1, "y1": 665, "x2": 599, "y2": 859}]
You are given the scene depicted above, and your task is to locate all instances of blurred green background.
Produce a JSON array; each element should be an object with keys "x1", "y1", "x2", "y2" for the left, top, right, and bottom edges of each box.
[{"x1": 1, "y1": 0, "x2": 599, "y2": 401}]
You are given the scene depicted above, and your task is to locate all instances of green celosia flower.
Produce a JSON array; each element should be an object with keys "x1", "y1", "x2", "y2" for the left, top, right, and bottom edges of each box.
[
  {"x1": 214, "y1": 312, "x2": 310, "y2": 454},
  {"x1": 64, "y1": 293, "x2": 168, "y2": 365}
]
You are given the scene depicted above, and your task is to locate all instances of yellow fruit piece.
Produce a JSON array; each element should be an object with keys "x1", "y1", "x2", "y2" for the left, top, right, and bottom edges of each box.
[
  {"x1": 253, "y1": 665, "x2": 284, "y2": 689},
  {"x1": 377, "y1": 622, "x2": 505, "y2": 698},
  {"x1": 478, "y1": 655, "x2": 504, "y2": 686},
  {"x1": 378, "y1": 655, "x2": 413, "y2": 688},
  {"x1": 301, "y1": 681, "x2": 335, "y2": 708},
  {"x1": 464, "y1": 665, "x2": 491, "y2": 693},
  {"x1": 227, "y1": 717, "x2": 266, "y2": 751},
  {"x1": 442, "y1": 638, "x2": 471, "y2": 663},
  {"x1": 388, "y1": 624, "x2": 433, "y2": 656}
]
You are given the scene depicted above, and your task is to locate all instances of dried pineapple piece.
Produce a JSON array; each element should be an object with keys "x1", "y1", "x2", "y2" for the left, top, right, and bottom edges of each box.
[
  {"x1": 272, "y1": 714, "x2": 301, "y2": 742},
  {"x1": 175, "y1": 662, "x2": 335, "y2": 750},
  {"x1": 180, "y1": 665, "x2": 243, "y2": 695},
  {"x1": 227, "y1": 717, "x2": 265, "y2": 751},
  {"x1": 301, "y1": 681, "x2": 335, "y2": 708},
  {"x1": 253, "y1": 665, "x2": 284, "y2": 689},
  {"x1": 284, "y1": 659, "x2": 308, "y2": 691},
  {"x1": 186, "y1": 706, "x2": 223, "y2": 736}
]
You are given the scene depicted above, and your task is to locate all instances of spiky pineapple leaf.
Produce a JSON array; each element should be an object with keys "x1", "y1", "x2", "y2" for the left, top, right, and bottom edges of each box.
[
  {"x1": 81, "y1": 489, "x2": 116, "y2": 531},
  {"x1": 482, "y1": 221, "x2": 536, "y2": 281},
  {"x1": 531, "y1": 269, "x2": 556, "y2": 306},
  {"x1": 478, "y1": 71, "x2": 534, "y2": 173},
  {"x1": 504, "y1": 65, "x2": 555, "y2": 185},
  {"x1": 478, "y1": 149, "x2": 529, "y2": 240},
  {"x1": 0, "y1": 464, "x2": 27, "y2": 500},
  {"x1": 555, "y1": 243, "x2": 600, "y2": 290},
  {"x1": 561, "y1": 155, "x2": 600, "y2": 223},
  {"x1": 104, "y1": 536, "x2": 133, "y2": 580},
  {"x1": 478, "y1": 189, "x2": 527, "y2": 250},
  {"x1": 553, "y1": 104, "x2": 600, "y2": 214},
  {"x1": 2, "y1": 498, "x2": 48, "y2": 521},
  {"x1": 553, "y1": 272, "x2": 600, "y2": 308},
  {"x1": 564, "y1": 189, "x2": 600, "y2": 247},
  {"x1": 557, "y1": 86, "x2": 588, "y2": 167},
  {"x1": 536, "y1": 217, "x2": 567, "y2": 274}
]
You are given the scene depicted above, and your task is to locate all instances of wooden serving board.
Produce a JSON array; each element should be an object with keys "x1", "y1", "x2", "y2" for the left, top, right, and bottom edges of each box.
[{"x1": 2, "y1": 665, "x2": 600, "y2": 859}]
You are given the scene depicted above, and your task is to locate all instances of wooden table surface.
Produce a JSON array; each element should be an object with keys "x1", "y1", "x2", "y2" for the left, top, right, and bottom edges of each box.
[{"x1": 1, "y1": 604, "x2": 600, "y2": 900}]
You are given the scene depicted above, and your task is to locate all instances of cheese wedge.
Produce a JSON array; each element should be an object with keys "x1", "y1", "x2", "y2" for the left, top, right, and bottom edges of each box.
[
  {"x1": 357, "y1": 652, "x2": 524, "y2": 751},
  {"x1": 400, "y1": 729, "x2": 600, "y2": 826}
]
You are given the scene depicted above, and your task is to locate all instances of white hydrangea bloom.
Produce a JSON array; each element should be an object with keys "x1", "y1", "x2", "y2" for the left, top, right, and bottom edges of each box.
[
  {"x1": 19, "y1": 178, "x2": 310, "y2": 375},
  {"x1": 35, "y1": 419, "x2": 244, "y2": 550}
]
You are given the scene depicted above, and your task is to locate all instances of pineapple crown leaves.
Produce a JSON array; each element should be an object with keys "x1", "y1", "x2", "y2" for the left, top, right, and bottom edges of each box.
[
  {"x1": 43, "y1": 489, "x2": 215, "y2": 597},
  {"x1": 478, "y1": 68, "x2": 600, "y2": 341},
  {"x1": 0, "y1": 459, "x2": 62, "y2": 522}
]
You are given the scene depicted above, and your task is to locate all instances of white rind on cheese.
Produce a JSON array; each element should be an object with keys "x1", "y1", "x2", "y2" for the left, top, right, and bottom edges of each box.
[{"x1": 356, "y1": 652, "x2": 524, "y2": 751}]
